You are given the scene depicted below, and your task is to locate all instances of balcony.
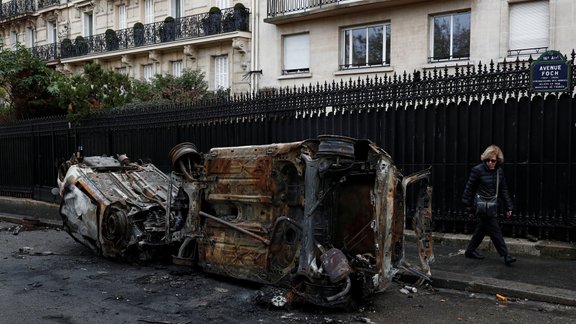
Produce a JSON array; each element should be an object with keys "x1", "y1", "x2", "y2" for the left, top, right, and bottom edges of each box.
[
  {"x1": 0, "y1": 0, "x2": 60, "y2": 21},
  {"x1": 31, "y1": 7, "x2": 250, "y2": 62},
  {"x1": 37, "y1": 0, "x2": 60, "y2": 10},
  {"x1": 267, "y1": 0, "x2": 341, "y2": 16},
  {"x1": 265, "y1": 0, "x2": 425, "y2": 24}
]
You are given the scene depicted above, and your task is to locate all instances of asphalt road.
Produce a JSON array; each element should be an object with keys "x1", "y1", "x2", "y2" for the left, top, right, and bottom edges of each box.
[{"x1": 1, "y1": 221, "x2": 575, "y2": 324}]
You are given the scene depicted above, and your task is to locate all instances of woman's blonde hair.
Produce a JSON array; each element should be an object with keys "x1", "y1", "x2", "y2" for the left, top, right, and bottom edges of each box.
[{"x1": 480, "y1": 145, "x2": 504, "y2": 164}]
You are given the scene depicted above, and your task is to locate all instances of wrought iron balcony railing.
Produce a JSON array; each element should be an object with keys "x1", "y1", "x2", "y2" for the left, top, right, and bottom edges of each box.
[
  {"x1": 37, "y1": 0, "x2": 60, "y2": 10},
  {"x1": 31, "y1": 7, "x2": 250, "y2": 61},
  {"x1": 0, "y1": 0, "x2": 60, "y2": 21},
  {"x1": 267, "y1": 0, "x2": 344, "y2": 17},
  {"x1": 0, "y1": 0, "x2": 34, "y2": 20}
]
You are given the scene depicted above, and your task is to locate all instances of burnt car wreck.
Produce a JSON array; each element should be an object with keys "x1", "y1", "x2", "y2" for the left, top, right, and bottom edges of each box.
[{"x1": 58, "y1": 135, "x2": 433, "y2": 307}]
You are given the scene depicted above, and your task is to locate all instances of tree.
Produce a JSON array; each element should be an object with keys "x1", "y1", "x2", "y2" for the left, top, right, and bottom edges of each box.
[
  {"x1": 1, "y1": 49, "x2": 210, "y2": 123},
  {"x1": 49, "y1": 63, "x2": 133, "y2": 121},
  {"x1": 0, "y1": 45, "x2": 62, "y2": 121},
  {"x1": 132, "y1": 69, "x2": 209, "y2": 104}
]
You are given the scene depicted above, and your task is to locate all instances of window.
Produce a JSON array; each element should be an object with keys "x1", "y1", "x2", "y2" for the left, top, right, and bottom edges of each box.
[
  {"x1": 26, "y1": 28, "x2": 35, "y2": 48},
  {"x1": 118, "y1": 5, "x2": 127, "y2": 29},
  {"x1": 145, "y1": 0, "x2": 154, "y2": 24},
  {"x1": 84, "y1": 12, "x2": 94, "y2": 37},
  {"x1": 283, "y1": 33, "x2": 309, "y2": 74},
  {"x1": 47, "y1": 21, "x2": 57, "y2": 44},
  {"x1": 509, "y1": 1, "x2": 549, "y2": 53},
  {"x1": 10, "y1": 31, "x2": 18, "y2": 50},
  {"x1": 143, "y1": 64, "x2": 155, "y2": 82},
  {"x1": 116, "y1": 67, "x2": 128, "y2": 75},
  {"x1": 342, "y1": 23, "x2": 390, "y2": 69},
  {"x1": 430, "y1": 11, "x2": 470, "y2": 62},
  {"x1": 214, "y1": 55, "x2": 229, "y2": 90},
  {"x1": 172, "y1": 60, "x2": 183, "y2": 77},
  {"x1": 216, "y1": 0, "x2": 231, "y2": 8},
  {"x1": 171, "y1": 0, "x2": 183, "y2": 19}
]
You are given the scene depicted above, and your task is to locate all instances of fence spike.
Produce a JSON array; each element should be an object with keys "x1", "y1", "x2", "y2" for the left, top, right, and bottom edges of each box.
[{"x1": 413, "y1": 70, "x2": 421, "y2": 82}]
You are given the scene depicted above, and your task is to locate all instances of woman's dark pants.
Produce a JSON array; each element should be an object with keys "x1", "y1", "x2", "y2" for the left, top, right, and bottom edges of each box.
[{"x1": 466, "y1": 214, "x2": 509, "y2": 257}]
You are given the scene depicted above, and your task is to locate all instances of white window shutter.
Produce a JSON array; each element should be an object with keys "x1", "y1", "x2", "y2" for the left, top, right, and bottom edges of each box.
[
  {"x1": 144, "y1": 65, "x2": 154, "y2": 82},
  {"x1": 116, "y1": 67, "x2": 127, "y2": 75},
  {"x1": 172, "y1": 0, "x2": 183, "y2": 18},
  {"x1": 214, "y1": 55, "x2": 229, "y2": 89},
  {"x1": 11, "y1": 31, "x2": 18, "y2": 50},
  {"x1": 284, "y1": 33, "x2": 310, "y2": 71},
  {"x1": 216, "y1": 0, "x2": 231, "y2": 8},
  {"x1": 26, "y1": 28, "x2": 35, "y2": 48},
  {"x1": 145, "y1": 0, "x2": 154, "y2": 24},
  {"x1": 48, "y1": 22, "x2": 57, "y2": 43},
  {"x1": 84, "y1": 13, "x2": 93, "y2": 37},
  {"x1": 119, "y1": 5, "x2": 127, "y2": 29},
  {"x1": 509, "y1": 1, "x2": 549, "y2": 50},
  {"x1": 172, "y1": 61, "x2": 183, "y2": 77}
]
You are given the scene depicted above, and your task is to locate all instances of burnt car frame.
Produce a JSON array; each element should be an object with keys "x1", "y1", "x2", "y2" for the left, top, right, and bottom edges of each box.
[{"x1": 57, "y1": 135, "x2": 433, "y2": 307}]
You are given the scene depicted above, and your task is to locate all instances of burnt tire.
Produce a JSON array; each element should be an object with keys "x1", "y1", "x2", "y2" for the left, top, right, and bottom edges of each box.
[{"x1": 101, "y1": 204, "x2": 129, "y2": 249}]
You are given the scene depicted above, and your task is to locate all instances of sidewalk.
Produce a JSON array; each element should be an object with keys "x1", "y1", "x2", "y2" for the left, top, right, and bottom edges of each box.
[
  {"x1": 404, "y1": 233, "x2": 576, "y2": 306},
  {"x1": 1, "y1": 196, "x2": 575, "y2": 306},
  {"x1": 0, "y1": 196, "x2": 62, "y2": 228}
]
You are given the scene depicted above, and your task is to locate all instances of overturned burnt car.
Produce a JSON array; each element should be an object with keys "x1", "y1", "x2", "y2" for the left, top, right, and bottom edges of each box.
[{"x1": 57, "y1": 135, "x2": 433, "y2": 307}]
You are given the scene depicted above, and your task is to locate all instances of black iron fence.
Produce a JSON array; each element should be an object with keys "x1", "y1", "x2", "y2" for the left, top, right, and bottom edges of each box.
[{"x1": 1, "y1": 56, "x2": 575, "y2": 241}]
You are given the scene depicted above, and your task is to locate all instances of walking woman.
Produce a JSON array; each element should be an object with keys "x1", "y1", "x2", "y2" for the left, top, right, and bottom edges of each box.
[{"x1": 462, "y1": 145, "x2": 516, "y2": 266}]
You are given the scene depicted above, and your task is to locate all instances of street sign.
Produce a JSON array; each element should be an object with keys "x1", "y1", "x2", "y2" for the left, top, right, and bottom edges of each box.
[{"x1": 530, "y1": 50, "x2": 572, "y2": 92}]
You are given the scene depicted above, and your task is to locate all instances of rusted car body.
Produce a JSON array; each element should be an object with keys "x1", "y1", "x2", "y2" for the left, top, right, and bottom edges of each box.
[{"x1": 58, "y1": 135, "x2": 433, "y2": 307}]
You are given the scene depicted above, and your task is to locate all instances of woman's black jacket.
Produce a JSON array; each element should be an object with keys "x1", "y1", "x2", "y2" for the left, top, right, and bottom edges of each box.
[{"x1": 461, "y1": 163, "x2": 513, "y2": 211}]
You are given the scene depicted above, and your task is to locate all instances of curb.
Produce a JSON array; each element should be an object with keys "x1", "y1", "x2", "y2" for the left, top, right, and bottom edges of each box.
[
  {"x1": 0, "y1": 196, "x2": 61, "y2": 222},
  {"x1": 431, "y1": 270, "x2": 576, "y2": 306},
  {"x1": 0, "y1": 212, "x2": 62, "y2": 229},
  {"x1": 0, "y1": 196, "x2": 62, "y2": 229}
]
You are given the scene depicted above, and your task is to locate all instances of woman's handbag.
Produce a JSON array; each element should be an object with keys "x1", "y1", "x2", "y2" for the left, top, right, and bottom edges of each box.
[
  {"x1": 474, "y1": 194, "x2": 497, "y2": 216},
  {"x1": 474, "y1": 169, "x2": 499, "y2": 217}
]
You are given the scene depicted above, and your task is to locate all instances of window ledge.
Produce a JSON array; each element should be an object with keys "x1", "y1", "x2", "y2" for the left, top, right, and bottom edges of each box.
[
  {"x1": 499, "y1": 55, "x2": 534, "y2": 64},
  {"x1": 334, "y1": 66, "x2": 394, "y2": 76},
  {"x1": 278, "y1": 72, "x2": 313, "y2": 80},
  {"x1": 422, "y1": 60, "x2": 474, "y2": 70}
]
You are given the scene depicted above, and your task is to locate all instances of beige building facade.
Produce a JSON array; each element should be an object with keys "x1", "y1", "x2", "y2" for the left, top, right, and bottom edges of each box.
[
  {"x1": 0, "y1": 0, "x2": 574, "y2": 94},
  {"x1": 257, "y1": 0, "x2": 575, "y2": 90},
  {"x1": 0, "y1": 0, "x2": 253, "y2": 93}
]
